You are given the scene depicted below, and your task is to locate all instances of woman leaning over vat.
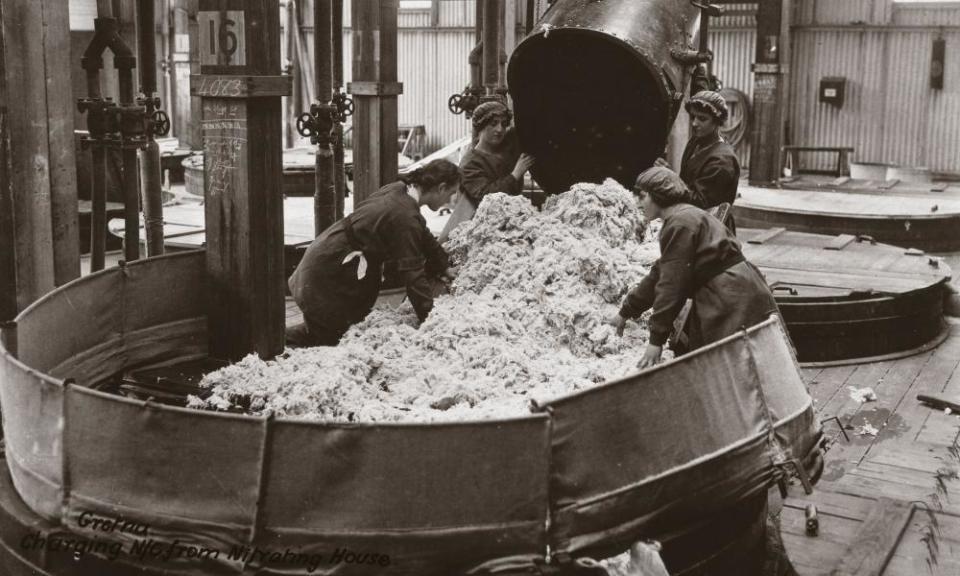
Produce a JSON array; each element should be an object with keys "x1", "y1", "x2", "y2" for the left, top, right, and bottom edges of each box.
[
  {"x1": 286, "y1": 159, "x2": 460, "y2": 347},
  {"x1": 608, "y1": 166, "x2": 780, "y2": 369}
]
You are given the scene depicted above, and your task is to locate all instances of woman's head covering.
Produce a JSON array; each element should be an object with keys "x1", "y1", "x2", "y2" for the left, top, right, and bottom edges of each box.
[
  {"x1": 685, "y1": 90, "x2": 729, "y2": 124},
  {"x1": 634, "y1": 167, "x2": 699, "y2": 207},
  {"x1": 471, "y1": 101, "x2": 512, "y2": 131}
]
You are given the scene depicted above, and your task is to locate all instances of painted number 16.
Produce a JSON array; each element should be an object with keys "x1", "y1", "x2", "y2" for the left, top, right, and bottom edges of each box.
[
  {"x1": 199, "y1": 11, "x2": 246, "y2": 66},
  {"x1": 209, "y1": 19, "x2": 237, "y2": 59}
]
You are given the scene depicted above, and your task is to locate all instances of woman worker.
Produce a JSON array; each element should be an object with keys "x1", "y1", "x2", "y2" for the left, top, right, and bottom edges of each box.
[
  {"x1": 438, "y1": 100, "x2": 535, "y2": 242},
  {"x1": 608, "y1": 167, "x2": 779, "y2": 369},
  {"x1": 286, "y1": 160, "x2": 460, "y2": 347},
  {"x1": 679, "y1": 90, "x2": 741, "y2": 211}
]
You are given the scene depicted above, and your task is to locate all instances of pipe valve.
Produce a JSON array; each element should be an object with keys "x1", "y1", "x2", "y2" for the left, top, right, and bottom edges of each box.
[
  {"x1": 296, "y1": 102, "x2": 338, "y2": 145},
  {"x1": 448, "y1": 86, "x2": 483, "y2": 117},
  {"x1": 331, "y1": 91, "x2": 354, "y2": 123}
]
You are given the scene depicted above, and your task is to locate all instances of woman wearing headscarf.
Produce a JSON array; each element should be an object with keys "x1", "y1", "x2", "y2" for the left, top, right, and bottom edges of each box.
[
  {"x1": 608, "y1": 167, "x2": 778, "y2": 369},
  {"x1": 286, "y1": 160, "x2": 461, "y2": 347},
  {"x1": 438, "y1": 101, "x2": 535, "y2": 242},
  {"x1": 680, "y1": 90, "x2": 741, "y2": 211}
]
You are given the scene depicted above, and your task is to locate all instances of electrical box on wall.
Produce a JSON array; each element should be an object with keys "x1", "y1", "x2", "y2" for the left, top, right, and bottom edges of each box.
[
  {"x1": 932, "y1": 38, "x2": 946, "y2": 90},
  {"x1": 819, "y1": 77, "x2": 846, "y2": 108}
]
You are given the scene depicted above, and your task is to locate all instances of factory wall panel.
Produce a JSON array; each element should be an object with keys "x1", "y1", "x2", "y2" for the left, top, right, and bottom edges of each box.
[
  {"x1": 437, "y1": 0, "x2": 477, "y2": 28},
  {"x1": 795, "y1": 0, "x2": 891, "y2": 26},
  {"x1": 395, "y1": 30, "x2": 476, "y2": 151},
  {"x1": 789, "y1": 23, "x2": 960, "y2": 174},
  {"x1": 883, "y1": 31, "x2": 931, "y2": 167},
  {"x1": 714, "y1": 2, "x2": 759, "y2": 29},
  {"x1": 710, "y1": 27, "x2": 758, "y2": 167},
  {"x1": 788, "y1": 30, "x2": 886, "y2": 171},
  {"x1": 892, "y1": 4, "x2": 960, "y2": 26},
  {"x1": 926, "y1": 31, "x2": 960, "y2": 171}
]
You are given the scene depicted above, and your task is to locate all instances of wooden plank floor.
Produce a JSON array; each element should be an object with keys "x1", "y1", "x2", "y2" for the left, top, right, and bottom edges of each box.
[{"x1": 782, "y1": 319, "x2": 960, "y2": 575}]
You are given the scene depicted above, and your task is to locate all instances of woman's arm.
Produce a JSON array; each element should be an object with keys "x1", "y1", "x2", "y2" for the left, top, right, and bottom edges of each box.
[
  {"x1": 420, "y1": 221, "x2": 451, "y2": 276},
  {"x1": 620, "y1": 262, "x2": 660, "y2": 319},
  {"x1": 461, "y1": 153, "x2": 522, "y2": 206},
  {"x1": 692, "y1": 156, "x2": 738, "y2": 208},
  {"x1": 646, "y1": 221, "x2": 698, "y2": 346},
  {"x1": 388, "y1": 217, "x2": 438, "y2": 323}
]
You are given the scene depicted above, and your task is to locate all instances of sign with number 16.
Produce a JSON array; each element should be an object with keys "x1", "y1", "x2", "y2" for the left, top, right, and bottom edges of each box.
[{"x1": 199, "y1": 11, "x2": 246, "y2": 67}]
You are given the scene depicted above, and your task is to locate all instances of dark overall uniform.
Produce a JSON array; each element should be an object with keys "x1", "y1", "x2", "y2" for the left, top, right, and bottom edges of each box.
[
  {"x1": 460, "y1": 129, "x2": 522, "y2": 207},
  {"x1": 680, "y1": 135, "x2": 741, "y2": 210},
  {"x1": 288, "y1": 182, "x2": 449, "y2": 346},
  {"x1": 619, "y1": 204, "x2": 777, "y2": 351},
  {"x1": 438, "y1": 129, "x2": 521, "y2": 243}
]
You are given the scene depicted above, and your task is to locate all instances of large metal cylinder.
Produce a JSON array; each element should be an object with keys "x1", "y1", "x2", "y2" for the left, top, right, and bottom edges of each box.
[{"x1": 508, "y1": 0, "x2": 701, "y2": 194}]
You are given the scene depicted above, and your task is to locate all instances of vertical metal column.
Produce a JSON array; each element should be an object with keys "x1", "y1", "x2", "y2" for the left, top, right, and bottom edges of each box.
[
  {"x1": 483, "y1": 0, "x2": 500, "y2": 96},
  {"x1": 314, "y1": 0, "x2": 336, "y2": 235},
  {"x1": 332, "y1": 0, "x2": 346, "y2": 221},
  {"x1": 138, "y1": 0, "x2": 165, "y2": 256}
]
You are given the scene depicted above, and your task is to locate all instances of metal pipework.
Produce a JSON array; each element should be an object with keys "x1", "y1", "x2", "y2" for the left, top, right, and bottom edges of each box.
[
  {"x1": 79, "y1": 14, "x2": 139, "y2": 270},
  {"x1": 507, "y1": 0, "x2": 702, "y2": 194},
  {"x1": 332, "y1": 0, "x2": 346, "y2": 220},
  {"x1": 313, "y1": 0, "x2": 336, "y2": 235},
  {"x1": 482, "y1": 0, "x2": 500, "y2": 95},
  {"x1": 138, "y1": 0, "x2": 165, "y2": 257}
]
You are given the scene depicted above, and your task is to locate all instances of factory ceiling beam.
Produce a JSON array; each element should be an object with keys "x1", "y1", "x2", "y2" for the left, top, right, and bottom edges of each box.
[
  {"x1": 0, "y1": 0, "x2": 80, "y2": 322},
  {"x1": 348, "y1": 0, "x2": 401, "y2": 205},
  {"x1": 192, "y1": 0, "x2": 290, "y2": 361}
]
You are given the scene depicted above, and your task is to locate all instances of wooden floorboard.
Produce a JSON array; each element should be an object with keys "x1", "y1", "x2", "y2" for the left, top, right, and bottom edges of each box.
[
  {"x1": 807, "y1": 364, "x2": 858, "y2": 415},
  {"x1": 785, "y1": 321, "x2": 960, "y2": 574},
  {"x1": 875, "y1": 325, "x2": 960, "y2": 448},
  {"x1": 827, "y1": 351, "x2": 932, "y2": 470}
]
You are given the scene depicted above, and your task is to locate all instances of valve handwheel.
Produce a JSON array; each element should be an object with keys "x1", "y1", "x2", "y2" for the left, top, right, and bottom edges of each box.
[
  {"x1": 152, "y1": 110, "x2": 171, "y2": 136},
  {"x1": 296, "y1": 113, "x2": 315, "y2": 137},
  {"x1": 448, "y1": 93, "x2": 464, "y2": 115}
]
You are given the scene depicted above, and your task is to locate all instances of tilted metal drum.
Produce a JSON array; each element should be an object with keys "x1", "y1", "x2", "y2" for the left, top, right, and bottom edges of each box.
[{"x1": 508, "y1": 0, "x2": 702, "y2": 194}]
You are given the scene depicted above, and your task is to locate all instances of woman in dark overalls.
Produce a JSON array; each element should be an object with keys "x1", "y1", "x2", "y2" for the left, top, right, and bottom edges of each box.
[
  {"x1": 438, "y1": 101, "x2": 535, "y2": 242},
  {"x1": 680, "y1": 90, "x2": 741, "y2": 212},
  {"x1": 286, "y1": 160, "x2": 460, "y2": 347},
  {"x1": 609, "y1": 167, "x2": 796, "y2": 576},
  {"x1": 608, "y1": 167, "x2": 779, "y2": 369}
]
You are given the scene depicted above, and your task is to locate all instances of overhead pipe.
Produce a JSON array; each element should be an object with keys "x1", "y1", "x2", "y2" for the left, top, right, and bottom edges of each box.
[
  {"x1": 313, "y1": 0, "x2": 336, "y2": 235},
  {"x1": 525, "y1": 0, "x2": 536, "y2": 36},
  {"x1": 332, "y1": 0, "x2": 346, "y2": 221},
  {"x1": 473, "y1": 0, "x2": 484, "y2": 91},
  {"x1": 446, "y1": 0, "x2": 487, "y2": 117},
  {"x1": 482, "y1": 0, "x2": 500, "y2": 96},
  {"x1": 285, "y1": 0, "x2": 299, "y2": 148},
  {"x1": 84, "y1": 40, "x2": 108, "y2": 273},
  {"x1": 138, "y1": 0, "x2": 165, "y2": 256},
  {"x1": 115, "y1": 23, "x2": 141, "y2": 264}
]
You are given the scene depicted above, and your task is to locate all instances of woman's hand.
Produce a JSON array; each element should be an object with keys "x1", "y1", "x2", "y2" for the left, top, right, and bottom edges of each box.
[
  {"x1": 604, "y1": 314, "x2": 627, "y2": 337},
  {"x1": 638, "y1": 344, "x2": 663, "y2": 369},
  {"x1": 512, "y1": 153, "x2": 536, "y2": 180},
  {"x1": 653, "y1": 157, "x2": 670, "y2": 168},
  {"x1": 442, "y1": 265, "x2": 459, "y2": 283}
]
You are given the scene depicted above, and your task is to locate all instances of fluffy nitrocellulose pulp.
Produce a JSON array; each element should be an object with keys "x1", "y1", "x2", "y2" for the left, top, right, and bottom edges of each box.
[{"x1": 188, "y1": 179, "x2": 665, "y2": 423}]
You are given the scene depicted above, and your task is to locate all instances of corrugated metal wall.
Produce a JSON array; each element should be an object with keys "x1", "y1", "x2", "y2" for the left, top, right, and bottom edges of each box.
[
  {"x1": 296, "y1": 1, "x2": 526, "y2": 152},
  {"x1": 787, "y1": 1, "x2": 960, "y2": 173},
  {"x1": 285, "y1": 0, "x2": 960, "y2": 173},
  {"x1": 710, "y1": 4, "x2": 758, "y2": 167}
]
